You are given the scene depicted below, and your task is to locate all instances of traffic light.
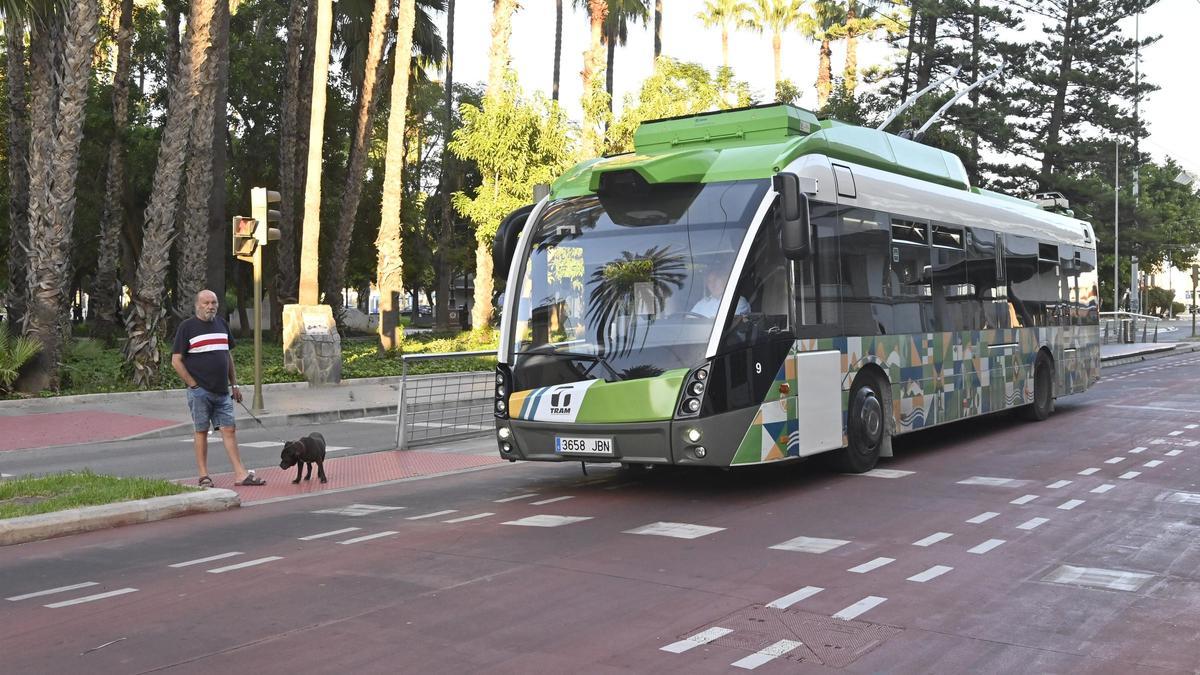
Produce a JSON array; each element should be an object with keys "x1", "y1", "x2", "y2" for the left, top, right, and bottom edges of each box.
[
  {"x1": 251, "y1": 187, "x2": 281, "y2": 245},
  {"x1": 232, "y1": 216, "x2": 258, "y2": 261}
]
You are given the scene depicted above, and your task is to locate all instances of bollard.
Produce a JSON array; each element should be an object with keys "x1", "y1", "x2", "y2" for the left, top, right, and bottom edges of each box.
[{"x1": 395, "y1": 358, "x2": 408, "y2": 451}]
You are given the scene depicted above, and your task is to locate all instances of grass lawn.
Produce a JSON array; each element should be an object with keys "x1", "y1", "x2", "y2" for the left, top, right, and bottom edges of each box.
[{"x1": 0, "y1": 471, "x2": 197, "y2": 519}]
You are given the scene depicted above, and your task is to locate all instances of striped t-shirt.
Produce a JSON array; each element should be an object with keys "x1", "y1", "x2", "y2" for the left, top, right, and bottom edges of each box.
[{"x1": 172, "y1": 316, "x2": 237, "y2": 394}]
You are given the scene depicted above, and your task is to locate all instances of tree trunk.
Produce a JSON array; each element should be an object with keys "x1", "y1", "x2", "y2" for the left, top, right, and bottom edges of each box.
[
  {"x1": 376, "y1": 0, "x2": 418, "y2": 351},
  {"x1": 206, "y1": 0, "x2": 231, "y2": 313},
  {"x1": 816, "y1": 39, "x2": 832, "y2": 108},
  {"x1": 324, "y1": 0, "x2": 391, "y2": 316},
  {"x1": 552, "y1": 0, "x2": 561, "y2": 100},
  {"x1": 915, "y1": 7, "x2": 938, "y2": 91},
  {"x1": 292, "y1": 0, "x2": 319, "y2": 284},
  {"x1": 844, "y1": 3, "x2": 859, "y2": 96},
  {"x1": 470, "y1": 233, "x2": 493, "y2": 332},
  {"x1": 123, "y1": 0, "x2": 215, "y2": 387},
  {"x1": 1040, "y1": 0, "x2": 1075, "y2": 184},
  {"x1": 489, "y1": 0, "x2": 518, "y2": 95},
  {"x1": 968, "y1": 0, "x2": 980, "y2": 184},
  {"x1": 297, "y1": 0, "x2": 334, "y2": 305},
  {"x1": 22, "y1": 0, "x2": 100, "y2": 392},
  {"x1": 721, "y1": 29, "x2": 729, "y2": 70},
  {"x1": 276, "y1": 0, "x2": 308, "y2": 312},
  {"x1": 605, "y1": 25, "x2": 615, "y2": 110},
  {"x1": 654, "y1": 0, "x2": 663, "y2": 60},
  {"x1": 5, "y1": 17, "x2": 29, "y2": 330},
  {"x1": 899, "y1": 1, "x2": 918, "y2": 100},
  {"x1": 435, "y1": 0, "x2": 456, "y2": 331},
  {"x1": 582, "y1": 0, "x2": 607, "y2": 97},
  {"x1": 772, "y1": 32, "x2": 781, "y2": 91},
  {"x1": 166, "y1": 5, "x2": 180, "y2": 89}
]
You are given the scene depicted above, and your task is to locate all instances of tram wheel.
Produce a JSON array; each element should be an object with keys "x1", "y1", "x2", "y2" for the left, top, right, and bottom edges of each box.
[
  {"x1": 1022, "y1": 352, "x2": 1055, "y2": 421},
  {"x1": 832, "y1": 375, "x2": 886, "y2": 473}
]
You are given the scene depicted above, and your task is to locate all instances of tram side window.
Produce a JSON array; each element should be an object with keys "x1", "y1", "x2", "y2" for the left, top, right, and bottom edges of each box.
[
  {"x1": 890, "y1": 218, "x2": 932, "y2": 334},
  {"x1": 965, "y1": 227, "x2": 1002, "y2": 329},
  {"x1": 931, "y1": 224, "x2": 969, "y2": 332},
  {"x1": 1074, "y1": 246, "x2": 1099, "y2": 324},
  {"x1": 1005, "y1": 234, "x2": 1041, "y2": 327},
  {"x1": 837, "y1": 207, "x2": 889, "y2": 335},
  {"x1": 720, "y1": 209, "x2": 792, "y2": 351},
  {"x1": 792, "y1": 202, "x2": 841, "y2": 338}
]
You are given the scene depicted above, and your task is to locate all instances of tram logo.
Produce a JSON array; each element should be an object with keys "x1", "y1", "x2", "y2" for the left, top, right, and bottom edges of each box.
[{"x1": 549, "y1": 387, "x2": 573, "y2": 414}]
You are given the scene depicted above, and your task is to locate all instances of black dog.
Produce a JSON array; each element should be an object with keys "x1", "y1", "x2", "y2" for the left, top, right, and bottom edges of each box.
[{"x1": 279, "y1": 432, "x2": 327, "y2": 484}]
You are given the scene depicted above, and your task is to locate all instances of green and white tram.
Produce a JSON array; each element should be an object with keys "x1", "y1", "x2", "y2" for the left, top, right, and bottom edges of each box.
[{"x1": 490, "y1": 104, "x2": 1099, "y2": 472}]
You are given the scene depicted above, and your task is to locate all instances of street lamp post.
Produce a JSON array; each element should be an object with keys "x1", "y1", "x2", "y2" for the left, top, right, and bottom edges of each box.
[{"x1": 1114, "y1": 142, "x2": 1119, "y2": 313}]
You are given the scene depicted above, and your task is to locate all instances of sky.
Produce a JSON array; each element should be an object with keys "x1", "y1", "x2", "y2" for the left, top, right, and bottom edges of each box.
[{"x1": 434, "y1": 0, "x2": 1199, "y2": 180}]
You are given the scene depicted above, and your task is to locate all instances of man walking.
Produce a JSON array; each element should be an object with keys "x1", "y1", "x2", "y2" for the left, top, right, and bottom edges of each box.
[{"x1": 171, "y1": 290, "x2": 266, "y2": 486}]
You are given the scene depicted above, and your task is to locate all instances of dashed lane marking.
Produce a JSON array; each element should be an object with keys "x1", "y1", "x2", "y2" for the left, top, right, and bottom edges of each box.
[
  {"x1": 1168, "y1": 431, "x2": 1183, "y2": 437},
  {"x1": 1078, "y1": 468, "x2": 1101, "y2": 476},
  {"x1": 833, "y1": 596, "x2": 887, "y2": 621},
  {"x1": 1119, "y1": 471, "x2": 1142, "y2": 480},
  {"x1": 206, "y1": 556, "x2": 284, "y2": 574},
  {"x1": 912, "y1": 532, "x2": 953, "y2": 547},
  {"x1": 338, "y1": 531, "x2": 398, "y2": 545},
  {"x1": 1129, "y1": 446, "x2": 1147, "y2": 454},
  {"x1": 1105, "y1": 457, "x2": 1126, "y2": 464},
  {"x1": 502, "y1": 515, "x2": 592, "y2": 527},
  {"x1": 1166, "y1": 492, "x2": 1200, "y2": 505},
  {"x1": 1058, "y1": 499, "x2": 1085, "y2": 510},
  {"x1": 848, "y1": 557, "x2": 894, "y2": 573},
  {"x1": 298, "y1": 527, "x2": 361, "y2": 541},
  {"x1": 624, "y1": 522, "x2": 725, "y2": 539},
  {"x1": 493, "y1": 494, "x2": 538, "y2": 503},
  {"x1": 312, "y1": 504, "x2": 405, "y2": 517},
  {"x1": 968, "y1": 539, "x2": 1005, "y2": 554},
  {"x1": 1166, "y1": 449, "x2": 1183, "y2": 457},
  {"x1": 1046, "y1": 480, "x2": 1072, "y2": 489},
  {"x1": 661, "y1": 627, "x2": 734, "y2": 653},
  {"x1": 406, "y1": 510, "x2": 457, "y2": 520},
  {"x1": 7, "y1": 582, "x2": 98, "y2": 602},
  {"x1": 857, "y1": 469, "x2": 914, "y2": 479},
  {"x1": 907, "y1": 565, "x2": 953, "y2": 583},
  {"x1": 957, "y1": 476, "x2": 1025, "y2": 487},
  {"x1": 769, "y1": 536, "x2": 850, "y2": 553},
  {"x1": 1010, "y1": 494, "x2": 1038, "y2": 505},
  {"x1": 44, "y1": 588, "x2": 138, "y2": 609},
  {"x1": 1090, "y1": 484, "x2": 1116, "y2": 494},
  {"x1": 169, "y1": 552, "x2": 243, "y2": 568},
  {"x1": 765, "y1": 586, "x2": 823, "y2": 609},
  {"x1": 443, "y1": 513, "x2": 494, "y2": 523},
  {"x1": 530, "y1": 496, "x2": 574, "y2": 506},
  {"x1": 1187, "y1": 424, "x2": 1199, "y2": 429},
  {"x1": 1144, "y1": 460, "x2": 1164, "y2": 468},
  {"x1": 1017, "y1": 517, "x2": 1049, "y2": 530},
  {"x1": 966, "y1": 512, "x2": 999, "y2": 524},
  {"x1": 731, "y1": 639, "x2": 805, "y2": 670},
  {"x1": 1042, "y1": 565, "x2": 1153, "y2": 592}
]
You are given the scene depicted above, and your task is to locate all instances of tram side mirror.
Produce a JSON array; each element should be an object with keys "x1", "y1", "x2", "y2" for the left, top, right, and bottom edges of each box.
[
  {"x1": 492, "y1": 203, "x2": 536, "y2": 284},
  {"x1": 774, "y1": 173, "x2": 811, "y2": 260}
]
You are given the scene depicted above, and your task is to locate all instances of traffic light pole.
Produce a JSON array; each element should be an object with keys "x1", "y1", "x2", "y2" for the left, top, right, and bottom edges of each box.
[{"x1": 252, "y1": 240, "x2": 265, "y2": 413}]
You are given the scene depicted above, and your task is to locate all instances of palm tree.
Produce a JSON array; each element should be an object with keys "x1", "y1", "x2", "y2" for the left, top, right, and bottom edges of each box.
[
  {"x1": 552, "y1": 0, "x2": 562, "y2": 100},
  {"x1": 5, "y1": 14, "x2": 29, "y2": 331},
  {"x1": 276, "y1": 0, "x2": 310, "y2": 311},
  {"x1": 604, "y1": 0, "x2": 649, "y2": 109},
  {"x1": 841, "y1": 0, "x2": 888, "y2": 96},
  {"x1": 435, "y1": 0, "x2": 456, "y2": 331},
  {"x1": 654, "y1": 0, "x2": 663, "y2": 60},
  {"x1": 22, "y1": 0, "x2": 100, "y2": 391},
  {"x1": 799, "y1": 0, "x2": 847, "y2": 108},
  {"x1": 92, "y1": 0, "x2": 134, "y2": 339},
  {"x1": 297, "y1": 0, "x2": 334, "y2": 306},
  {"x1": 375, "y1": 0, "x2": 418, "y2": 350},
  {"x1": 488, "y1": 0, "x2": 519, "y2": 96},
  {"x1": 747, "y1": 0, "x2": 804, "y2": 93},
  {"x1": 578, "y1": 0, "x2": 608, "y2": 103},
  {"x1": 697, "y1": 0, "x2": 751, "y2": 71},
  {"x1": 124, "y1": 0, "x2": 215, "y2": 386}
]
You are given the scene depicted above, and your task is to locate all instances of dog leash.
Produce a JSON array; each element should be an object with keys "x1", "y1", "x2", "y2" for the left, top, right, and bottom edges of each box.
[{"x1": 237, "y1": 398, "x2": 289, "y2": 445}]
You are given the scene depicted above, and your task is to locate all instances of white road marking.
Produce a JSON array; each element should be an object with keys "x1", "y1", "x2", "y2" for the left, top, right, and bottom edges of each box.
[
  {"x1": 0, "y1": 473, "x2": 13, "y2": 478},
  {"x1": 1090, "y1": 484, "x2": 1116, "y2": 494},
  {"x1": 966, "y1": 512, "x2": 999, "y2": 524},
  {"x1": 207, "y1": 556, "x2": 284, "y2": 573},
  {"x1": 169, "y1": 551, "x2": 243, "y2": 568},
  {"x1": 1046, "y1": 480, "x2": 1072, "y2": 489},
  {"x1": 769, "y1": 536, "x2": 850, "y2": 553},
  {"x1": 1129, "y1": 447, "x2": 1147, "y2": 454},
  {"x1": 848, "y1": 557, "x2": 894, "y2": 573},
  {"x1": 7, "y1": 582, "x2": 98, "y2": 602},
  {"x1": 1042, "y1": 565, "x2": 1153, "y2": 592},
  {"x1": 968, "y1": 539, "x2": 1006, "y2": 554},
  {"x1": 1119, "y1": 471, "x2": 1142, "y2": 480},
  {"x1": 958, "y1": 476, "x2": 1024, "y2": 487},
  {"x1": 502, "y1": 515, "x2": 592, "y2": 527},
  {"x1": 530, "y1": 496, "x2": 574, "y2": 506},
  {"x1": 1166, "y1": 492, "x2": 1200, "y2": 505},
  {"x1": 1058, "y1": 499, "x2": 1085, "y2": 510},
  {"x1": 1017, "y1": 517, "x2": 1049, "y2": 530},
  {"x1": 907, "y1": 565, "x2": 953, "y2": 583},
  {"x1": 443, "y1": 513, "x2": 494, "y2": 523},
  {"x1": 1078, "y1": 468, "x2": 1101, "y2": 476},
  {"x1": 1106, "y1": 404, "x2": 1200, "y2": 413},
  {"x1": 493, "y1": 494, "x2": 538, "y2": 503},
  {"x1": 245, "y1": 441, "x2": 348, "y2": 450},
  {"x1": 1105, "y1": 457, "x2": 1126, "y2": 464},
  {"x1": 912, "y1": 532, "x2": 953, "y2": 547},
  {"x1": 766, "y1": 586, "x2": 823, "y2": 609},
  {"x1": 1187, "y1": 424, "x2": 1198, "y2": 429},
  {"x1": 1166, "y1": 449, "x2": 1183, "y2": 457},
  {"x1": 1169, "y1": 431, "x2": 1183, "y2": 436},
  {"x1": 298, "y1": 527, "x2": 360, "y2": 541},
  {"x1": 731, "y1": 639, "x2": 805, "y2": 670},
  {"x1": 44, "y1": 588, "x2": 138, "y2": 608},
  {"x1": 345, "y1": 417, "x2": 395, "y2": 425},
  {"x1": 833, "y1": 596, "x2": 886, "y2": 621},
  {"x1": 857, "y1": 469, "x2": 914, "y2": 478},
  {"x1": 1144, "y1": 460, "x2": 1164, "y2": 468},
  {"x1": 661, "y1": 627, "x2": 733, "y2": 654},
  {"x1": 1189, "y1": 441, "x2": 1199, "y2": 447},
  {"x1": 312, "y1": 504, "x2": 405, "y2": 517},
  {"x1": 1010, "y1": 494, "x2": 1038, "y2": 505},
  {"x1": 625, "y1": 522, "x2": 725, "y2": 539},
  {"x1": 338, "y1": 531, "x2": 398, "y2": 545},
  {"x1": 406, "y1": 510, "x2": 457, "y2": 520}
]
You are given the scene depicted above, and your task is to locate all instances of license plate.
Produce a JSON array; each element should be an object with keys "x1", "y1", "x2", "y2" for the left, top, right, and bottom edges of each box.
[{"x1": 555, "y1": 436, "x2": 614, "y2": 456}]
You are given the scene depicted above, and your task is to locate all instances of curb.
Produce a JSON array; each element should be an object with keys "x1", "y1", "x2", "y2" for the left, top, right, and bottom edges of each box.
[
  {"x1": 1101, "y1": 343, "x2": 1200, "y2": 368},
  {"x1": 121, "y1": 404, "x2": 400, "y2": 442},
  {"x1": 0, "y1": 488, "x2": 240, "y2": 547}
]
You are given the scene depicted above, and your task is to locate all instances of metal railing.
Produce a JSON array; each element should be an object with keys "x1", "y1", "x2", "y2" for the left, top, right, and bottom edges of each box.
[
  {"x1": 394, "y1": 350, "x2": 497, "y2": 450},
  {"x1": 1099, "y1": 311, "x2": 1163, "y2": 344}
]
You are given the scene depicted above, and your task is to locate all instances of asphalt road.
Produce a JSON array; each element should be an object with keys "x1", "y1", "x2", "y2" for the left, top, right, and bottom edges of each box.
[{"x1": 3, "y1": 352, "x2": 1200, "y2": 673}]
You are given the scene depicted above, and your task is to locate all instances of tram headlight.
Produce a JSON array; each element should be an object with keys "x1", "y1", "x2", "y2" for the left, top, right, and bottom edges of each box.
[
  {"x1": 496, "y1": 400, "x2": 507, "y2": 414},
  {"x1": 694, "y1": 445, "x2": 707, "y2": 459},
  {"x1": 496, "y1": 373, "x2": 504, "y2": 384},
  {"x1": 685, "y1": 428, "x2": 702, "y2": 443},
  {"x1": 695, "y1": 368, "x2": 708, "y2": 381},
  {"x1": 498, "y1": 427, "x2": 512, "y2": 441},
  {"x1": 500, "y1": 441, "x2": 513, "y2": 454},
  {"x1": 684, "y1": 398, "x2": 701, "y2": 413},
  {"x1": 689, "y1": 381, "x2": 705, "y2": 396},
  {"x1": 496, "y1": 385, "x2": 506, "y2": 398}
]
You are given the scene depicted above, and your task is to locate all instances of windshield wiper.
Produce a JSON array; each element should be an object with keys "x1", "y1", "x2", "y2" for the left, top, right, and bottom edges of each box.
[{"x1": 522, "y1": 348, "x2": 622, "y2": 381}]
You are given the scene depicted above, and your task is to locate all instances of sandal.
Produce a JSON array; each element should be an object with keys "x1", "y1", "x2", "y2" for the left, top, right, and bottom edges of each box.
[
  {"x1": 198, "y1": 475, "x2": 214, "y2": 487},
  {"x1": 235, "y1": 472, "x2": 266, "y2": 486}
]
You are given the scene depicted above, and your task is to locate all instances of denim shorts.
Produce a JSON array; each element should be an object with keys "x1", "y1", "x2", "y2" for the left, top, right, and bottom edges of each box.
[{"x1": 186, "y1": 387, "x2": 236, "y2": 432}]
